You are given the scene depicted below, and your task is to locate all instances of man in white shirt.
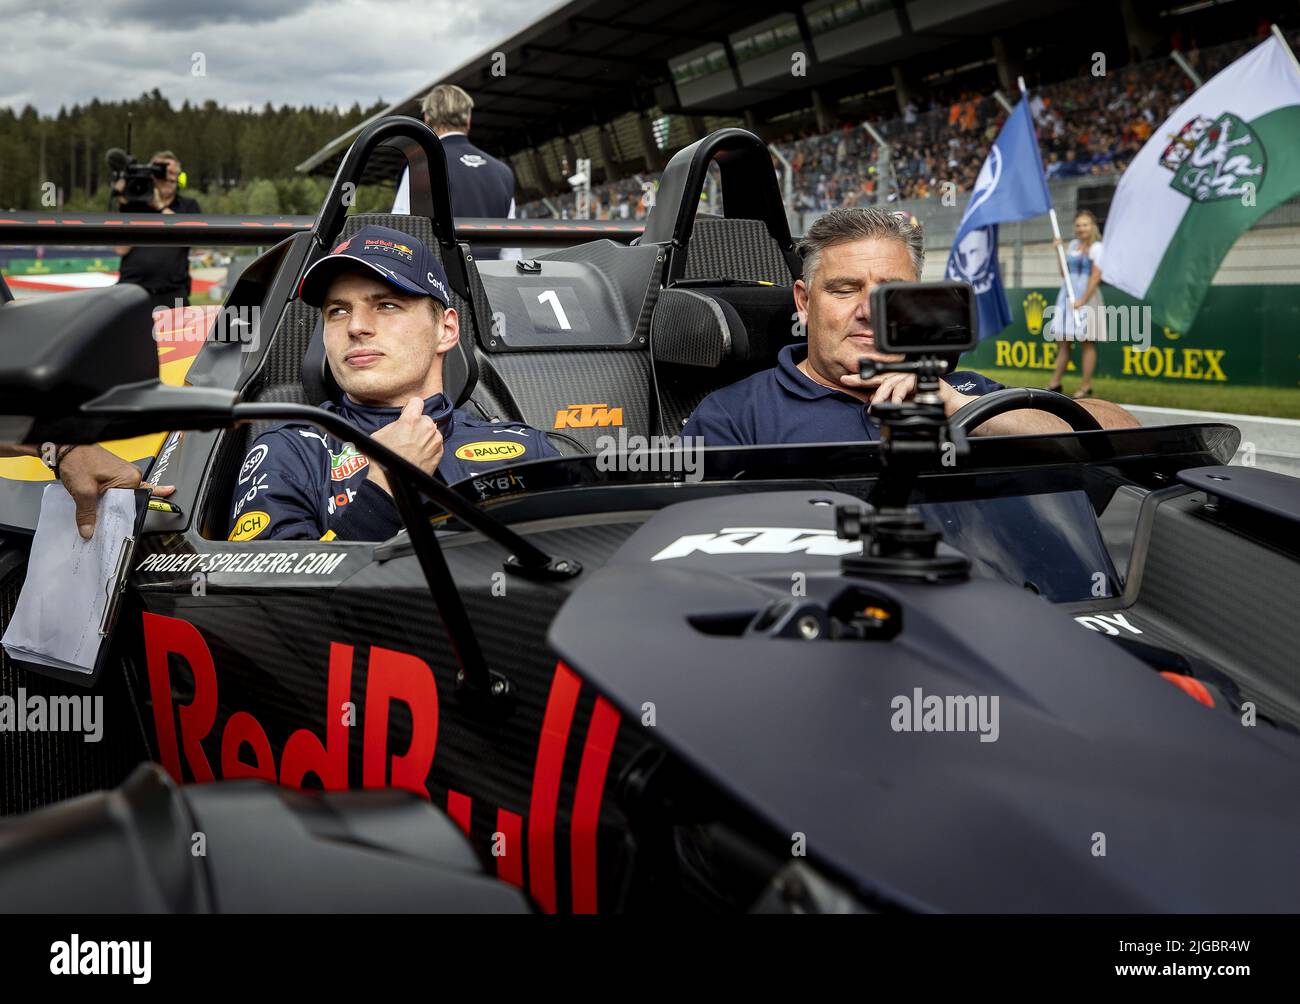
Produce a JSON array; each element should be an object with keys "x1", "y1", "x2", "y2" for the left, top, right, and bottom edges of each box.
[{"x1": 391, "y1": 84, "x2": 520, "y2": 261}]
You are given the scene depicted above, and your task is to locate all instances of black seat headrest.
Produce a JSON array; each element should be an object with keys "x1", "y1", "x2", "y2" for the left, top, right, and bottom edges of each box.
[
  {"x1": 651, "y1": 283, "x2": 798, "y2": 371},
  {"x1": 652, "y1": 283, "x2": 966, "y2": 378},
  {"x1": 302, "y1": 313, "x2": 473, "y2": 408}
]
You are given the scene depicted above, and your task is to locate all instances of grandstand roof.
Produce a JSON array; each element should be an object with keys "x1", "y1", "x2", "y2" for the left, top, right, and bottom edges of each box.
[{"x1": 299, "y1": 0, "x2": 1094, "y2": 187}]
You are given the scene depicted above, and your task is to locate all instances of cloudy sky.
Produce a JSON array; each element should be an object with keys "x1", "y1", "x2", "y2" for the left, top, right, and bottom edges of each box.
[{"x1": 1, "y1": 0, "x2": 555, "y2": 114}]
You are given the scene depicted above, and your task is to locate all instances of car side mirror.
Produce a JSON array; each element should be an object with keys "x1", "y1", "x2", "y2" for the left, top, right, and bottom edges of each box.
[
  {"x1": 0, "y1": 285, "x2": 236, "y2": 444},
  {"x1": 0, "y1": 286, "x2": 158, "y2": 443}
]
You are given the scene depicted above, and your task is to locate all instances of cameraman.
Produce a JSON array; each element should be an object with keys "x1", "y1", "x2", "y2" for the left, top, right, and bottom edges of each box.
[{"x1": 111, "y1": 150, "x2": 201, "y2": 311}]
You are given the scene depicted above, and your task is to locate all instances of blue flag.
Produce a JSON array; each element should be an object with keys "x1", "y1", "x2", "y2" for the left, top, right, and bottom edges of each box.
[{"x1": 945, "y1": 96, "x2": 1052, "y2": 341}]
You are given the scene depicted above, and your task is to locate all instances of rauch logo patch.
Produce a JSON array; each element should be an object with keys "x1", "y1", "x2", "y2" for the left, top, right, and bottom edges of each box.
[
  {"x1": 454, "y1": 441, "x2": 527, "y2": 462},
  {"x1": 229, "y1": 510, "x2": 270, "y2": 541}
]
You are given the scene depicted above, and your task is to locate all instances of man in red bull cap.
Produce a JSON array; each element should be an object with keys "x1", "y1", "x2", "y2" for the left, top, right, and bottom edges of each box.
[{"x1": 228, "y1": 225, "x2": 558, "y2": 541}]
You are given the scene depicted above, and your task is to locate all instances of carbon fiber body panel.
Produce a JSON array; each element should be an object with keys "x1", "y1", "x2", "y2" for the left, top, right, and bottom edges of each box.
[
  {"x1": 649, "y1": 289, "x2": 733, "y2": 435},
  {"x1": 476, "y1": 240, "x2": 660, "y2": 353},
  {"x1": 468, "y1": 239, "x2": 661, "y2": 454},
  {"x1": 480, "y1": 350, "x2": 653, "y2": 453},
  {"x1": 8, "y1": 431, "x2": 1300, "y2": 910},
  {"x1": 684, "y1": 218, "x2": 795, "y2": 284},
  {"x1": 651, "y1": 289, "x2": 730, "y2": 368},
  {"x1": 648, "y1": 283, "x2": 801, "y2": 436},
  {"x1": 654, "y1": 362, "x2": 724, "y2": 435}
]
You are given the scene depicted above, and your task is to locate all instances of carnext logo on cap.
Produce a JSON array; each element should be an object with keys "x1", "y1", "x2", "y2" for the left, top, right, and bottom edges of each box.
[{"x1": 427, "y1": 273, "x2": 448, "y2": 299}]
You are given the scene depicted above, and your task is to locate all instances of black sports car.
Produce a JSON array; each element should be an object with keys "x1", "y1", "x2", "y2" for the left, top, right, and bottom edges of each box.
[{"x1": 2, "y1": 120, "x2": 1299, "y2": 914}]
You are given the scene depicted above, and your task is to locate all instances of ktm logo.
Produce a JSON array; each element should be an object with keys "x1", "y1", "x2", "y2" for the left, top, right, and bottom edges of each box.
[
  {"x1": 651, "y1": 527, "x2": 862, "y2": 561},
  {"x1": 554, "y1": 403, "x2": 623, "y2": 430}
]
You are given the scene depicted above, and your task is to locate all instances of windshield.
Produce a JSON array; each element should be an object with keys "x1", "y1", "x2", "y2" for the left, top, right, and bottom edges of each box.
[{"x1": 426, "y1": 422, "x2": 1238, "y2": 604}]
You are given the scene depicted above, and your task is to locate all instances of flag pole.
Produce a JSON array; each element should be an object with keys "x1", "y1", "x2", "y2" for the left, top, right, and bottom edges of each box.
[
  {"x1": 1048, "y1": 215, "x2": 1081, "y2": 335},
  {"x1": 1272, "y1": 24, "x2": 1300, "y2": 77},
  {"x1": 1170, "y1": 50, "x2": 1203, "y2": 88},
  {"x1": 1018, "y1": 76, "x2": 1082, "y2": 332}
]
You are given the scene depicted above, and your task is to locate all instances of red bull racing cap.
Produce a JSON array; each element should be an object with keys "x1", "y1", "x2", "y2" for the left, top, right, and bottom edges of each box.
[{"x1": 298, "y1": 225, "x2": 452, "y2": 308}]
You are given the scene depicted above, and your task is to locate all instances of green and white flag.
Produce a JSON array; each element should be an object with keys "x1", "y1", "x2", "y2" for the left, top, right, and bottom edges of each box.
[{"x1": 1103, "y1": 34, "x2": 1300, "y2": 331}]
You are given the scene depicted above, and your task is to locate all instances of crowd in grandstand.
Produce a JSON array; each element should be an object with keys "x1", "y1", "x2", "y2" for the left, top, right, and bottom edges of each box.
[{"x1": 519, "y1": 24, "x2": 1295, "y2": 222}]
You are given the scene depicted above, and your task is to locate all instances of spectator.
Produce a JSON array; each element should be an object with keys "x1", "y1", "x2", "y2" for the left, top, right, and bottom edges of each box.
[{"x1": 518, "y1": 32, "x2": 1263, "y2": 220}]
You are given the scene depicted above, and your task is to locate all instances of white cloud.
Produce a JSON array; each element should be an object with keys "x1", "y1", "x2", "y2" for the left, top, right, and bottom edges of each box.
[{"x1": 1, "y1": 0, "x2": 550, "y2": 113}]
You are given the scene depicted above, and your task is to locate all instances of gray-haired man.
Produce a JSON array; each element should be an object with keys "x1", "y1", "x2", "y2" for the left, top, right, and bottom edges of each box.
[{"x1": 682, "y1": 207, "x2": 1137, "y2": 445}]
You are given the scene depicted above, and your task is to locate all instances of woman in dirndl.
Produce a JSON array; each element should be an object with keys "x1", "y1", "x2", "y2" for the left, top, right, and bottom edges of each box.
[{"x1": 1047, "y1": 210, "x2": 1106, "y2": 399}]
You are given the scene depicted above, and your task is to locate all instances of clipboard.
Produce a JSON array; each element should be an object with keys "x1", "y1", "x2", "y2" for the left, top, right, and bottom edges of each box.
[
  {"x1": 98, "y1": 488, "x2": 149, "y2": 637},
  {"x1": 4, "y1": 487, "x2": 150, "y2": 689}
]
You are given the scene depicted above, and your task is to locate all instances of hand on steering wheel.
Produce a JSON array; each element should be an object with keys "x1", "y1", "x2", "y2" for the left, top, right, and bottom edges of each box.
[{"x1": 948, "y1": 387, "x2": 1101, "y2": 433}]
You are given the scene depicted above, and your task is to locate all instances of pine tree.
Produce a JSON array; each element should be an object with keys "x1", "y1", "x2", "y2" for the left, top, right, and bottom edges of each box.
[{"x1": 1, "y1": 92, "x2": 406, "y2": 210}]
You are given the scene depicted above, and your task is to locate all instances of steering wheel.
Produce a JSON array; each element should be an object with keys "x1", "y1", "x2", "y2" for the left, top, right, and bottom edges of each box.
[{"x1": 949, "y1": 387, "x2": 1101, "y2": 433}]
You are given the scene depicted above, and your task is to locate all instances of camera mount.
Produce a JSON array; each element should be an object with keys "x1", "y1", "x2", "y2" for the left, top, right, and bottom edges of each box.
[{"x1": 835, "y1": 352, "x2": 971, "y2": 583}]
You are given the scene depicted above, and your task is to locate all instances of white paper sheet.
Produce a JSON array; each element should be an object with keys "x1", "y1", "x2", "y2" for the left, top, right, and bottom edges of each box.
[{"x1": 2, "y1": 485, "x2": 139, "y2": 675}]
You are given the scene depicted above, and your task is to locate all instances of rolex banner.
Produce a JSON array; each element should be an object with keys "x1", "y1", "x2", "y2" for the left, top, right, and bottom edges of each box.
[{"x1": 1103, "y1": 35, "x2": 1300, "y2": 332}]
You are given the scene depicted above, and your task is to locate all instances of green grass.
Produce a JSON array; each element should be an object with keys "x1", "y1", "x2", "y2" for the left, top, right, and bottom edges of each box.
[{"x1": 978, "y1": 368, "x2": 1300, "y2": 420}]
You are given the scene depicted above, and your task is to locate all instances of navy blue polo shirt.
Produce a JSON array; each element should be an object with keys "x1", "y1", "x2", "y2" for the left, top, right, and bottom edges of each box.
[
  {"x1": 393, "y1": 133, "x2": 516, "y2": 261},
  {"x1": 441, "y1": 134, "x2": 515, "y2": 220},
  {"x1": 681, "y1": 344, "x2": 1004, "y2": 446}
]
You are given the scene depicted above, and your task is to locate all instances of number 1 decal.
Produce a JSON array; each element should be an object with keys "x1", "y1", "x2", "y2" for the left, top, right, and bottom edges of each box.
[{"x1": 537, "y1": 289, "x2": 572, "y2": 330}]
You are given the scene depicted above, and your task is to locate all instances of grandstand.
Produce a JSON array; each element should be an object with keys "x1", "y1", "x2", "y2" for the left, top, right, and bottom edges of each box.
[
  {"x1": 520, "y1": 32, "x2": 1278, "y2": 219},
  {"x1": 298, "y1": 1, "x2": 1300, "y2": 295},
  {"x1": 300, "y1": 0, "x2": 1297, "y2": 224}
]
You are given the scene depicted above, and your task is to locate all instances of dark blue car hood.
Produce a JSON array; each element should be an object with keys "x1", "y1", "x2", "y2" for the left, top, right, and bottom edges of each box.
[{"x1": 549, "y1": 490, "x2": 1300, "y2": 912}]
